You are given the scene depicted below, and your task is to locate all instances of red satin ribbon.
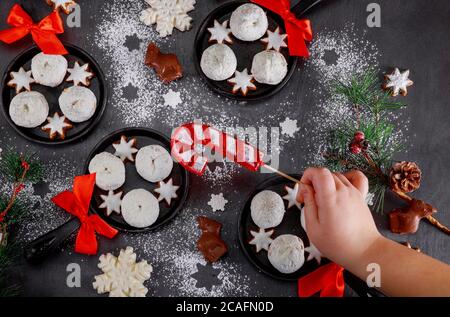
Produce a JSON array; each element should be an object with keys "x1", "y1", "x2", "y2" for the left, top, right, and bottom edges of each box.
[
  {"x1": 251, "y1": 0, "x2": 313, "y2": 57},
  {"x1": 298, "y1": 263, "x2": 345, "y2": 297},
  {"x1": 0, "y1": 4, "x2": 68, "y2": 55},
  {"x1": 51, "y1": 174, "x2": 118, "y2": 255}
]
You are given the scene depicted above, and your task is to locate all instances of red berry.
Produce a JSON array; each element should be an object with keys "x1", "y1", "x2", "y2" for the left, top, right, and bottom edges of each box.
[
  {"x1": 354, "y1": 131, "x2": 365, "y2": 142},
  {"x1": 349, "y1": 142, "x2": 362, "y2": 154},
  {"x1": 15, "y1": 183, "x2": 25, "y2": 194},
  {"x1": 21, "y1": 161, "x2": 29, "y2": 171}
]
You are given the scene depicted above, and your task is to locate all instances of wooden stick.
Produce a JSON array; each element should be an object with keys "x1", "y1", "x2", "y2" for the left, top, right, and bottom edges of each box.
[{"x1": 262, "y1": 164, "x2": 302, "y2": 184}]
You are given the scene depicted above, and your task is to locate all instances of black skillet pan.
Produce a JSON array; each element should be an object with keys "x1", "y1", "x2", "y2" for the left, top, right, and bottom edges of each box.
[
  {"x1": 24, "y1": 128, "x2": 189, "y2": 263},
  {"x1": 194, "y1": 0, "x2": 324, "y2": 101},
  {"x1": 1, "y1": 44, "x2": 107, "y2": 145},
  {"x1": 239, "y1": 174, "x2": 384, "y2": 296}
]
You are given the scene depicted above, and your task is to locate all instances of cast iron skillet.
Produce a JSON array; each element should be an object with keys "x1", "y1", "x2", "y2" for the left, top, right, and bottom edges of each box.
[
  {"x1": 194, "y1": 0, "x2": 323, "y2": 101},
  {"x1": 239, "y1": 174, "x2": 384, "y2": 296},
  {"x1": 24, "y1": 128, "x2": 189, "y2": 263},
  {"x1": 1, "y1": 44, "x2": 107, "y2": 145}
]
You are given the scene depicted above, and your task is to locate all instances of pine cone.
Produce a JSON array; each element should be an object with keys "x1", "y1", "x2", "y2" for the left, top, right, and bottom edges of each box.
[{"x1": 389, "y1": 161, "x2": 421, "y2": 193}]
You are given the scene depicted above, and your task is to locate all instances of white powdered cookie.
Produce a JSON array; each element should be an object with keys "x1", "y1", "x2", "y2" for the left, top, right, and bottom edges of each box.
[
  {"x1": 7, "y1": 67, "x2": 35, "y2": 94},
  {"x1": 268, "y1": 234, "x2": 305, "y2": 274},
  {"x1": 89, "y1": 152, "x2": 126, "y2": 191},
  {"x1": 9, "y1": 91, "x2": 49, "y2": 128},
  {"x1": 251, "y1": 50, "x2": 288, "y2": 85},
  {"x1": 135, "y1": 145, "x2": 173, "y2": 183},
  {"x1": 230, "y1": 3, "x2": 268, "y2": 41},
  {"x1": 112, "y1": 136, "x2": 138, "y2": 162},
  {"x1": 249, "y1": 228, "x2": 274, "y2": 253},
  {"x1": 227, "y1": 68, "x2": 256, "y2": 96},
  {"x1": 250, "y1": 190, "x2": 285, "y2": 229},
  {"x1": 200, "y1": 43, "x2": 237, "y2": 81},
  {"x1": 31, "y1": 52, "x2": 68, "y2": 87},
  {"x1": 59, "y1": 86, "x2": 97, "y2": 122},
  {"x1": 383, "y1": 68, "x2": 413, "y2": 96},
  {"x1": 99, "y1": 190, "x2": 123, "y2": 216},
  {"x1": 121, "y1": 189, "x2": 160, "y2": 228},
  {"x1": 41, "y1": 112, "x2": 73, "y2": 140},
  {"x1": 154, "y1": 178, "x2": 179, "y2": 205},
  {"x1": 207, "y1": 20, "x2": 232, "y2": 44},
  {"x1": 66, "y1": 61, "x2": 94, "y2": 86}
]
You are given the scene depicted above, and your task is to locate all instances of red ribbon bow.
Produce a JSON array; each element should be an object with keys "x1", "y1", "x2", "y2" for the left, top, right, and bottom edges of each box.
[
  {"x1": 298, "y1": 263, "x2": 345, "y2": 297},
  {"x1": 51, "y1": 174, "x2": 118, "y2": 255},
  {"x1": 251, "y1": 0, "x2": 313, "y2": 57},
  {"x1": 0, "y1": 4, "x2": 68, "y2": 55}
]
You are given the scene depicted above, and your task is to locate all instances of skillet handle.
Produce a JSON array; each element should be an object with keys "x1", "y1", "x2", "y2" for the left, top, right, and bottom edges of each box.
[
  {"x1": 291, "y1": 0, "x2": 325, "y2": 17},
  {"x1": 24, "y1": 217, "x2": 80, "y2": 264}
]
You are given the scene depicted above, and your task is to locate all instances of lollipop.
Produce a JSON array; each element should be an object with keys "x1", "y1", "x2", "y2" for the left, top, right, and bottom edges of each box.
[{"x1": 170, "y1": 123, "x2": 299, "y2": 184}]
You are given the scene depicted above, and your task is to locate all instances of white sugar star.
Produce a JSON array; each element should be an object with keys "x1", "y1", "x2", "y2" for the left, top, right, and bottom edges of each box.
[
  {"x1": 261, "y1": 27, "x2": 288, "y2": 51},
  {"x1": 249, "y1": 228, "x2": 274, "y2": 252},
  {"x1": 112, "y1": 136, "x2": 138, "y2": 162},
  {"x1": 66, "y1": 61, "x2": 94, "y2": 86},
  {"x1": 163, "y1": 89, "x2": 182, "y2": 108},
  {"x1": 383, "y1": 68, "x2": 413, "y2": 96},
  {"x1": 154, "y1": 178, "x2": 179, "y2": 205},
  {"x1": 41, "y1": 113, "x2": 73, "y2": 140},
  {"x1": 48, "y1": 0, "x2": 77, "y2": 14},
  {"x1": 8, "y1": 67, "x2": 35, "y2": 94},
  {"x1": 99, "y1": 190, "x2": 123, "y2": 216},
  {"x1": 227, "y1": 68, "x2": 256, "y2": 96},
  {"x1": 305, "y1": 243, "x2": 322, "y2": 264},
  {"x1": 207, "y1": 19, "x2": 232, "y2": 44},
  {"x1": 283, "y1": 183, "x2": 301, "y2": 210},
  {"x1": 280, "y1": 117, "x2": 299, "y2": 137},
  {"x1": 208, "y1": 193, "x2": 228, "y2": 212}
]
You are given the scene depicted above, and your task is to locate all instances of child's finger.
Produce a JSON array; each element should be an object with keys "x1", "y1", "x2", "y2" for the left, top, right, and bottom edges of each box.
[
  {"x1": 343, "y1": 170, "x2": 369, "y2": 196},
  {"x1": 299, "y1": 183, "x2": 320, "y2": 226},
  {"x1": 301, "y1": 167, "x2": 336, "y2": 198}
]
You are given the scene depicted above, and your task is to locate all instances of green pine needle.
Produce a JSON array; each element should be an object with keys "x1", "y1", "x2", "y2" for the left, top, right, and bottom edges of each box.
[{"x1": 0, "y1": 150, "x2": 43, "y2": 184}]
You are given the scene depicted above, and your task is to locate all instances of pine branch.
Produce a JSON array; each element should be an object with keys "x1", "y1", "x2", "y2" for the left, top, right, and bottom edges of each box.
[{"x1": 0, "y1": 150, "x2": 43, "y2": 184}]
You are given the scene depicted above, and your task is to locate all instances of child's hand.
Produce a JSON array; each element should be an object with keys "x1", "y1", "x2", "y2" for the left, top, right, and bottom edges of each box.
[{"x1": 297, "y1": 167, "x2": 382, "y2": 268}]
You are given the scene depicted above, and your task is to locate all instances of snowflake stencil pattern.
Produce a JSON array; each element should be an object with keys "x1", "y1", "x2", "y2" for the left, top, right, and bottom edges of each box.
[
  {"x1": 280, "y1": 117, "x2": 299, "y2": 137},
  {"x1": 208, "y1": 193, "x2": 228, "y2": 212},
  {"x1": 93, "y1": 247, "x2": 153, "y2": 297},
  {"x1": 140, "y1": 0, "x2": 196, "y2": 37}
]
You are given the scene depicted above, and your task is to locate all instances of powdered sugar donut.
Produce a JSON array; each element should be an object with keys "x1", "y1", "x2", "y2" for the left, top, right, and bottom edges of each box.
[
  {"x1": 230, "y1": 4, "x2": 268, "y2": 41},
  {"x1": 121, "y1": 189, "x2": 160, "y2": 228},
  {"x1": 268, "y1": 234, "x2": 305, "y2": 274},
  {"x1": 135, "y1": 145, "x2": 173, "y2": 183},
  {"x1": 250, "y1": 190, "x2": 285, "y2": 229},
  {"x1": 251, "y1": 50, "x2": 288, "y2": 85},
  {"x1": 88, "y1": 152, "x2": 126, "y2": 191},
  {"x1": 59, "y1": 86, "x2": 97, "y2": 122},
  {"x1": 9, "y1": 91, "x2": 49, "y2": 128},
  {"x1": 200, "y1": 43, "x2": 237, "y2": 81},
  {"x1": 31, "y1": 53, "x2": 67, "y2": 87}
]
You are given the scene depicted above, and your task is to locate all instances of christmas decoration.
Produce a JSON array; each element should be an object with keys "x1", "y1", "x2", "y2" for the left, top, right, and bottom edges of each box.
[
  {"x1": 163, "y1": 89, "x2": 182, "y2": 108},
  {"x1": 0, "y1": 4, "x2": 67, "y2": 55},
  {"x1": 250, "y1": 0, "x2": 312, "y2": 57},
  {"x1": 145, "y1": 42, "x2": 183, "y2": 83},
  {"x1": 140, "y1": 0, "x2": 196, "y2": 37},
  {"x1": 51, "y1": 174, "x2": 118, "y2": 255},
  {"x1": 0, "y1": 150, "x2": 43, "y2": 296},
  {"x1": 280, "y1": 117, "x2": 300, "y2": 137},
  {"x1": 196, "y1": 216, "x2": 228, "y2": 263},
  {"x1": 383, "y1": 68, "x2": 413, "y2": 97},
  {"x1": 207, "y1": 193, "x2": 228, "y2": 212},
  {"x1": 93, "y1": 246, "x2": 153, "y2": 297},
  {"x1": 298, "y1": 263, "x2": 345, "y2": 297},
  {"x1": 322, "y1": 69, "x2": 449, "y2": 235}
]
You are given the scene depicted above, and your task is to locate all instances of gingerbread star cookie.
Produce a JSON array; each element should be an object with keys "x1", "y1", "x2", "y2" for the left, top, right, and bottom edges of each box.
[
  {"x1": 7, "y1": 67, "x2": 35, "y2": 94},
  {"x1": 46, "y1": 0, "x2": 77, "y2": 14},
  {"x1": 66, "y1": 61, "x2": 94, "y2": 86},
  {"x1": 249, "y1": 228, "x2": 274, "y2": 253},
  {"x1": 154, "y1": 178, "x2": 179, "y2": 205},
  {"x1": 383, "y1": 68, "x2": 413, "y2": 96},
  {"x1": 41, "y1": 112, "x2": 73, "y2": 140},
  {"x1": 227, "y1": 68, "x2": 256, "y2": 96},
  {"x1": 283, "y1": 183, "x2": 301, "y2": 210},
  {"x1": 112, "y1": 136, "x2": 138, "y2": 162},
  {"x1": 207, "y1": 20, "x2": 232, "y2": 44},
  {"x1": 261, "y1": 27, "x2": 287, "y2": 51},
  {"x1": 99, "y1": 190, "x2": 123, "y2": 216}
]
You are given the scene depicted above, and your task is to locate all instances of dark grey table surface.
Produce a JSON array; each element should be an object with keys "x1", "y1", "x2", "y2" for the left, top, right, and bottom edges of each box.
[{"x1": 0, "y1": 0, "x2": 448, "y2": 297}]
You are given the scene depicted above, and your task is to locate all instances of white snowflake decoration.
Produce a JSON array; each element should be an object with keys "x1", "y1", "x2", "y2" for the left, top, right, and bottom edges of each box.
[
  {"x1": 207, "y1": 193, "x2": 228, "y2": 212},
  {"x1": 93, "y1": 246, "x2": 153, "y2": 297},
  {"x1": 140, "y1": 0, "x2": 196, "y2": 37},
  {"x1": 163, "y1": 89, "x2": 182, "y2": 108},
  {"x1": 280, "y1": 117, "x2": 299, "y2": 137}
]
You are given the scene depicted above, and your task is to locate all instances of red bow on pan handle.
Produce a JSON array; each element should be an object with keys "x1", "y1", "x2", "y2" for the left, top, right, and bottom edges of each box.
[
  {"x1": 251, "y1": 0, "x2": 313, "y2": 57},
  {"x1": 0, "y1": 4, "x2": 68, "y2": 55},
  {"x1": 51, "y1": 174, "x2": 118, "y2": 255},
  {"x1": 298, "y1": 263, "x2": 345, "y2": 297}
]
